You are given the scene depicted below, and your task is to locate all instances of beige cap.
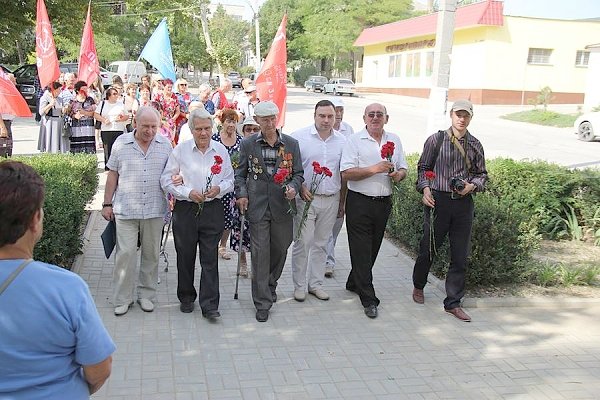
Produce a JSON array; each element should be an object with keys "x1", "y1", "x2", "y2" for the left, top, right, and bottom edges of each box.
[
  {"x1": 451, "y1": 99, "x2": 474, "y2": 116},
  {"x1": 242, "y1": 117, "x2": 260, "y2": 127},
  {"x1": 254, "y1": 101, "x2": 279, "y2": 117}
]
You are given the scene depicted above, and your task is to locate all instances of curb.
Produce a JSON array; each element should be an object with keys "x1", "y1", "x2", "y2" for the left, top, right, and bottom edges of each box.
[
  {"x1": 427, "y1": 270, "x2": 600, "y2": 308},
  {"x1": 71, "y1": 210, "x2": 100, "y2": 275}
]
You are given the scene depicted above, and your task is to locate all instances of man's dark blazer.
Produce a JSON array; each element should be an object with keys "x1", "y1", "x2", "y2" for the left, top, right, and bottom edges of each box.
[{"x1": 234, "y1": 131, "x2": 304, "y2": 224}]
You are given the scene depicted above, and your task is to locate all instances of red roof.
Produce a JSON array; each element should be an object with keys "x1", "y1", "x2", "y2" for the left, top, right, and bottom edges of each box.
[{"x1": 354, "y1": 0, "x2": 504, "y2": 47}]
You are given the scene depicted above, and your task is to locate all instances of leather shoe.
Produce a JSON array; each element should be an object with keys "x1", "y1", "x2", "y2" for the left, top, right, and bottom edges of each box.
[
  {"x1": 364, "y1": 305, "x2": 378, "y2": 319},
  {"x1": 202, "y1": 310, "x2": 221, "y2": 320},
  {"x1": 324, "y1": 266, "x2": 334, "y2": 278},
  {"x1": 137, "y1": 298, "x2": 154, "y2": 312},
  {"x1": 445, "y1": 307, "x2": 471, "y2": 322},
  {"x1": 412, "y1": 288, "x2": 424, "y2": 304},
  {"x1": 256, "y1": 309, "x2": 269, "y2": 322},
  {"x1": 114, "y1": 302, "x2": 133, "y2": 316},
  {"x1": 308, "y1": 288, "x2": 329, "y2": 301},
  {"x1": 294, "y1": 288, "x2": 306, "y2": 302},
  {"x1": 180, "y1": 302, "x2": 194, "y2": 313}
]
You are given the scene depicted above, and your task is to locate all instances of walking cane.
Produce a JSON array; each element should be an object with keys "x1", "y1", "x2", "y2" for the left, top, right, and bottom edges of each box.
[{"x1": 233, "y1": 213, "x2": 245, "y2": 300}]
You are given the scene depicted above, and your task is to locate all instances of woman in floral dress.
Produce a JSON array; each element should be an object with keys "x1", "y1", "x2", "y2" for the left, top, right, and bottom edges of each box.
[
  {"x1": 211, "y1": 108, "x2": 251, "y2": 275},
  {"x1": 153, "y1": 78, "x2": 180, "y2": 143},
  {"x1": 67, "y1": 81, "x2": 97, "y2": 154}
]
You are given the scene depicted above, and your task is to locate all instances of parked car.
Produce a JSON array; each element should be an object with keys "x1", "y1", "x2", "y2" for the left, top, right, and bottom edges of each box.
[
  {"x1": 228, "y1": 71, "x2": 242, "y2": 88},
  {"x1": 323, "y1": 78, "x2": 356, "y2": 96},
  {"x1": 1, "y1": 64, "x2": 13, "y2": 74},
  {"x1": 99, "y1": 67, "x2": 116, "y2": 88},
  {"x1": 304, "y1": 75, "x2": 328, "y2": 92},
  {"x1": 107, "y1": 61, "x2": 147, "y2": 84},
  {"x1": 574, "y1": 111, "x2": 600, "y2": 142},
  {"x1": 13, "y1": 63, "x2": 81, "y2": 107}
]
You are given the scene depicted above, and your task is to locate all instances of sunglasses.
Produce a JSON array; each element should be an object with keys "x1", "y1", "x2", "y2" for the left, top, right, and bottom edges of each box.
[{"x1": 366, "y1": 112, "x2": 385, "y2": 119}]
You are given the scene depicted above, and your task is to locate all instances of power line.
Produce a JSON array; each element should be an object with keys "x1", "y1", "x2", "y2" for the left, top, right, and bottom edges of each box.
[{"x1": 109, "y1": 5, "x2": 195, "y2": 16}]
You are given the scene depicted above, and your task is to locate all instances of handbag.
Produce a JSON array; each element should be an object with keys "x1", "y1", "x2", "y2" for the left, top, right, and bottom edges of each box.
[
  {"x1": 94, "y1": 101, "x2": 105, "y2": 130},
  {"x1": 0, "y1": 259, "x2": 33, "y2": 295},
  {"x1": 0, "y1": 136, "x2": 12, "y2": 158},
  {"x1": 62, "y1": 115, "x2": 72, "y2": 138}
]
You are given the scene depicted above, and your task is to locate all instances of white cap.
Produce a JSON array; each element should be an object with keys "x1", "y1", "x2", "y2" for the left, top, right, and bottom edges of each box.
[
  {"x1": 331, "y1": 98, "x2": 345, "y2": 108},
  {"x1": 254, "y1": 101, "x2": 279, "y2": 117}
]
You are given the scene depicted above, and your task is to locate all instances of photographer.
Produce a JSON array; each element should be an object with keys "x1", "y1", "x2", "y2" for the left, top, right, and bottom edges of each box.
[{"x1": 411, "y1": 100, "x2": 487, "y2": 322}]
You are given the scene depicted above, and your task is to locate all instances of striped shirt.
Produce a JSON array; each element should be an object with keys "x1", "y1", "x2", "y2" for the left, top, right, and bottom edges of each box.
[
  {"x1": 256, "y1": 131, "x2": 284, "y2": 175},
  {"x1": 416, "y1": 128, "x2": 487, "y2": 193},
  {"x1": 107, "y1": 132, "x2": 173, "y2": 219}
]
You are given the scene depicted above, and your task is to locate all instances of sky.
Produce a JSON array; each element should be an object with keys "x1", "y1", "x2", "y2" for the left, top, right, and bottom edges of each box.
[
  {"x1": 214, "y1": 0, "x2": 600, "y2": 21},
  {"x1": 503, "y1": 0, "x2": 600, "y2": 20}
]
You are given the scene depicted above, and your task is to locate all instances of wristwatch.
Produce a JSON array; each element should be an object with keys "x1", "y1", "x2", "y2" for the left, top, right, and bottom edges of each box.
[{"x1": 102, "y1": 203, "x2": 113, "y2": 208}]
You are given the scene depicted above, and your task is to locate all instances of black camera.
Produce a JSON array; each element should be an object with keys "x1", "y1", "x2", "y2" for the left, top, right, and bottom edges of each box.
[{"x1": 449, "y1": 176, "x2": 465, "y2": 192}]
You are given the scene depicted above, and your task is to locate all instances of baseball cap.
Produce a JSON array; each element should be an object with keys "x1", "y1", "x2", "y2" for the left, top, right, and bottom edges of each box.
[
  {"x1": 254, "y1": 101, "x2": 279, "y2": 117},
  {"x1": 451, "y1": 100, "x2": 473, "y2": 116}
]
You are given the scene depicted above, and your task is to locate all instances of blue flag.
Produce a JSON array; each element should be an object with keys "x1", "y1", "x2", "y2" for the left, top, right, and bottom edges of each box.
[{"x1": 140, "y1": 18, "x2": 176, "y2": 82}]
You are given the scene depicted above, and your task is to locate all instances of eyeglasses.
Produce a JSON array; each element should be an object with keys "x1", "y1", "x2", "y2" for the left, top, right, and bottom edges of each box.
[
  {"x1": 366, "y1": 112, "x2": 385, "y2": 119},
  {"x1": 180, "y1": 84, "x2": 187, "y2": 87},
  {"x1": 244, "y1": 127, "x2": 261, "y2": 132}
]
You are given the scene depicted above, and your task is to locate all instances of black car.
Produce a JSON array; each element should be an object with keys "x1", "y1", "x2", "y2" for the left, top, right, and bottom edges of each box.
[
  {"x1": 13, "y1": 63, "x2": 79, "y2": 107},
  {"x1": 1, "y1": 64, "x2": 13, "y2": 74},
  {"x1": 304, "y1": 75, "x2": 328, "y2": 92}
]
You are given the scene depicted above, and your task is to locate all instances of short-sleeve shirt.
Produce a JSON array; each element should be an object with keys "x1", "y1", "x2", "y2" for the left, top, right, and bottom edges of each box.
[
  {"x1": 106, "y1": 131, "x2": 173, "y2": 219},
  {"x1": 0, "y1": 259, "x2": 116, "y2": 400},
  {"x1": 340, "y1": 128, "x2": 409, "y2": 197}
]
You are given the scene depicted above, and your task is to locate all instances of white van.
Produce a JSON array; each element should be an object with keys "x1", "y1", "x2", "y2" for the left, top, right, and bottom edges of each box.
[{"x1": 107, "y1": 61, "x2": 147, "y2": 84}]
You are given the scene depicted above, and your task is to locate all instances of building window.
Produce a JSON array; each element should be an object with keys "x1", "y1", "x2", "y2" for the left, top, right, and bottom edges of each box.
[
  {"x1": 575, "y1": 50, "x2": 590, "y2": 67},
  {"x1": 425, "y1": 52, "x2": 434, "y2": 77},
  {"x1": 388, "y1": 55, "x2": 402, "y2": 77},
  {"x1": 527, "y1": 48, "x2": 552, "y2": 65},
  {"x1": 406, "y1": 52, "x2": 421, "y2": 77}
]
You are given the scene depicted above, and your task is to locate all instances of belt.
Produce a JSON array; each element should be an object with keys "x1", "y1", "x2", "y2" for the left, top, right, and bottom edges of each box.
[
  {"x1": 314, "y1": 193, "x2": 337, "y2": 197},
  {"x1": 432, "y1": 190, "x2": 471, "y2": 200},
  {"x1": 350, "y1": 190, "x2": 390, "y2": 202}
]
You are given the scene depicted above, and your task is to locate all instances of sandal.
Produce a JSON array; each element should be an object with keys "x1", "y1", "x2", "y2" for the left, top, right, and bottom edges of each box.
[{"x1": 218, "y1": 246, "x2": 231, "y2": 260}]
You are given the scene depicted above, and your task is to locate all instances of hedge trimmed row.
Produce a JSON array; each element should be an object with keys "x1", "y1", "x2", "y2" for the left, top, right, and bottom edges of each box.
[
  {"x1": 12, "y1": 154, "x2": 98, "y2": 269},
  {"x1": 387, "y1": 155, "x2": 600, "y2": 286}
]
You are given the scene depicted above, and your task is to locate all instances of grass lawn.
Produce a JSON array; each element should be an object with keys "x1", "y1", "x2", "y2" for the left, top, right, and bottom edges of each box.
[{"x1": 501, "y1": 109, "x2": 578, "y2": 127}]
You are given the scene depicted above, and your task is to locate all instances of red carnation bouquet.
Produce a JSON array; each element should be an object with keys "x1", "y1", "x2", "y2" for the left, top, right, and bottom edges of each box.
[
  {"x1": 295, "y1": 161, "x2": 333, "y2": 241},
  {"x1": 273, "y1": 167, "x2": 295, "y2": 214},
  {"x1": 197, "y1": 155, "x2": 223, "y2": 216},
  {"x1": 381, "y1": 141, "x2": 395, "y2": 173},
  {"x1": 424, "y1": 170, "x2": 437, "y2": 259}
]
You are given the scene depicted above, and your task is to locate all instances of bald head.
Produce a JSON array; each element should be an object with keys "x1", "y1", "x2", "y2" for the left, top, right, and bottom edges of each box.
[{"x1": 136, "y1": 106, "x2": 161, "y2": 125}]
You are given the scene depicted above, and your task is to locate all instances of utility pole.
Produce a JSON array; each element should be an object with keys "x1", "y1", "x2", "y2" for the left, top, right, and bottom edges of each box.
[
  {"x1": 245, "y1": 0, "x2": 261, "y2": 72},
  {"x1": 426, "y1": 0, "x2": 457, "y2": 136}
]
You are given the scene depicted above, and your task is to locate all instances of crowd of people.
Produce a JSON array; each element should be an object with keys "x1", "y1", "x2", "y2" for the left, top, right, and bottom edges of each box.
[{"x1": 1, "y1": 84, "x2": 487, "y2": 396}]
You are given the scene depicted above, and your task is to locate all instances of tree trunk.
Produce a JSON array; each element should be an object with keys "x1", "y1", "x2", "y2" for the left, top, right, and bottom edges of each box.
[
  {"x1": 15, "y1": 39, "x2": 24, "y2": 65},
  {"x1": 199, "y1": 5, "x2": 221, "y2": 73}
]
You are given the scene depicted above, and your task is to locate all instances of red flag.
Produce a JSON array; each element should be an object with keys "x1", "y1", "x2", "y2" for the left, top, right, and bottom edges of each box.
[
  {"x1": 35, "y1": 0, "x2": 60, "y2": 88},
  {"x1": 255, "y1": 14, "x2": 287, "y2": 128},
  {"x1": 78, "y1": 2, "x2": 99, "y2": 86},
  {"x1": 0, "y1": 71, "x2": 32, "y2": 117}
]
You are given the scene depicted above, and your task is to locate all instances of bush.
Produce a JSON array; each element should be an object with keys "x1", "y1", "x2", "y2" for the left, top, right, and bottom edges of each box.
[
  {"x1": 12, "y1": 154, "x2": 98, "y2": 268},
  {"x1": 291, "y1": 63, "x2": 319, "y2": 87}
]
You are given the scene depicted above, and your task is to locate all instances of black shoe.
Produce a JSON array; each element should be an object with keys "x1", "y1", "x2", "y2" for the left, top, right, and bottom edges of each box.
[
  {"x1": 256, "y1": 309, "x2": 269, "y2": 322},
  {"x1": 180, "y1": 302, "x2": 194, "y2": 313},
  {"x1": 202, "y1": 310, "x2": 221, "y2": 320},
  {"x1": 364, "y1": 305, "x2": 378, "y2": 319}
]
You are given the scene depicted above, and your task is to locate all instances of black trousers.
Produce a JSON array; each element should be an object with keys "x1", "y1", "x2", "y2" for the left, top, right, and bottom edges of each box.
[
  {"x1": 172, "y1": 199, "x2": 224, "y2": 312},
  {"x1": 345, "y1": 190, "x2": 392, "y2": 307},
  {"x1": 412, "y1": 191, "x2": 474, "y2": 310},
  {"x1": 101, "y1": 130, "x2": 123, "y2": 170}
]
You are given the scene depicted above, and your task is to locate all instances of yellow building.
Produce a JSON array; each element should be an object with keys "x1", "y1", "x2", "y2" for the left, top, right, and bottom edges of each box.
[{"x1": 354, "y1": 0, "x2": 600, "y2": 104}]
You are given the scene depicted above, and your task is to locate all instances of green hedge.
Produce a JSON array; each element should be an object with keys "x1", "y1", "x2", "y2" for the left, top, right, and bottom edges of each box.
[
  {"x1": 13, "y1": 154, "x2": 98, "y2": 269},
  {"x1": 387, "y1": 155, "x2": 600, "y2": 286}
]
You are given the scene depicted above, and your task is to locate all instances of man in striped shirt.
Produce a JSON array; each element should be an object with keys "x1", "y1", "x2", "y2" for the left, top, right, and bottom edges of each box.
[{"x1": 412, "y1": 100, "x2": 488, "y2": 322}]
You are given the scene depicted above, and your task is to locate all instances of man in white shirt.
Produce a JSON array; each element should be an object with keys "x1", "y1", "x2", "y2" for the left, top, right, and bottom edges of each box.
[
  {"x1": 291, "y1": 100, "x2": 346, "y2": 302},
  {"x1": 340, "y1": 103, "x2": 408, "y2": 319},
  {"x1": 161, "y1": 108, "x2": 234, "y2": 318},
  {"x1": 325, "y1": 97, "x2": 355, "y2": 277}
]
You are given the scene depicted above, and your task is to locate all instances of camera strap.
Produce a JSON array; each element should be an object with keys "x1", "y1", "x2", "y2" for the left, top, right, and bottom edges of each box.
[{"x1": 448, "y1": 130, "x2": 471, "y2": 172}]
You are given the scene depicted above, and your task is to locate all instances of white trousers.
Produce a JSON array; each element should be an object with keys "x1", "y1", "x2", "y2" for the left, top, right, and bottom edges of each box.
[
  {"x1": 291, "y1": 193, "x2": 340, "y2": 291},
  {"x1": 113, "y1": 217, "x2": 163, "y2": 306}
]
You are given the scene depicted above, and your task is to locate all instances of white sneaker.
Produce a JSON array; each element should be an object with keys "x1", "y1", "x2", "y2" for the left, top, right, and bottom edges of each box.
[
  {"x1": 137, "y1": 298, "x2": 155, "y2": 312},
  {"x1": 309, "y1": 288, "x2": 330, "y2": 301},
  {"x1": 324, "y1": 266, "x2": 334, "y2": 278},
  {"x1": 294, "y1": 288, "x2": 306, "y2": 302},
  {"x1": 114, "y1": 303, "x2": 132, "y2": 316}
]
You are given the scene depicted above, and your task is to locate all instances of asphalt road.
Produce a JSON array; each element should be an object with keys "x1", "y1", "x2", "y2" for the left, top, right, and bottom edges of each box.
[{"x1": 10, "y1": 86, "x2": 599, "y2": 168}]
